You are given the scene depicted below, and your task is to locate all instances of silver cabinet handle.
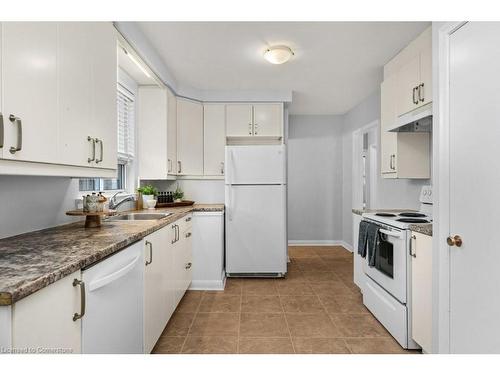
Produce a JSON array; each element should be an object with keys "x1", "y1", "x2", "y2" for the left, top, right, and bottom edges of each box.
[
  {"x1": 171, "y1": 225, "x2": 176, "y2": 244},
  {"x1": 178, "y1": 161, "x2": 182, "y2": 174},
  {"x1": 72, "y1": 279, "x2": 86, "y2": 321},
  {"x1": 9, "y1": 115, "x2": 22, "y2": 154},
  {"x1": 87, "y1": 136, "x2": 96, "y2": 163},
  {"x1": 168, "y1": 159, "x2": 172, "y2": 173},
  {"x1": 221, "y1": 161, "x2": 224, "y2": 175},
  {"x1": 412, "y1": 87, "x2": 418, "y2": 105},
  {"x1": 185, "y1": 232, "x2": 192, "y2": 238},
  {"x1": 254, "y1": 123, "x2": 258, "y2": 135},
  {"x1": 185, "y1": 262, "x2": 192, "y2": 269},
  {"x1": 95, "y1": 138, "x2": 103, "y2": 164},
  {"x1": 418, "y1": 83, "x2": 425, "y2": 102},
  {"x1": 0, "y1": 113, "x2": 4, "y2": 149},
  {"x1": 185, "y1": 216, "x2": 192, "y2": 222},
  {"x1": 248, "y1": 123, "x2": 252, "y2": 135},
  {"x1": 410, "y1": 235, "x2": 417, "y2": 258},
  {"x1": 145, "y1": 240, "x2": 153, "y2": 265},
  {"x1": 390, "y1": 154, "x2": 396, "y2": 170},
  {"x1": 176, "y1": 224, "x2": 180, "y2": 242}
]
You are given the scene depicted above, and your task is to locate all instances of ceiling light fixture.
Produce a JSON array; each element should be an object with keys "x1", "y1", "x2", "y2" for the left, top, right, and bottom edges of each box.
[
  {"x1": 264, "y1": 45, "x2": 294, "y2": 65},
  {"x1": 123, "y1": 47, "x2": 151, "y2": 78}
]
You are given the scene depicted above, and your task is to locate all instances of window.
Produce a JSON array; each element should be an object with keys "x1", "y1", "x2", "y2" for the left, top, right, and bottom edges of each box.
[{"x1": 79, "y1": 84, "x2": 135, "y2": 192}]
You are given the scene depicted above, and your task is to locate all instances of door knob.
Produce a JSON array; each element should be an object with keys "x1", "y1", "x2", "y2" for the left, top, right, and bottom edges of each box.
[{"x1": 447, "y1": 235, "x2": 463, "y2": 247}]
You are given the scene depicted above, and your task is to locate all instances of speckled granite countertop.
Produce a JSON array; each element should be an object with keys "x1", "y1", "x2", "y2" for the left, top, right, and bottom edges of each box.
[
  {"x1": 352, "y1": 208, "x2": 416, "y2": 216},
  {"x1": 0, "y1": 204, "x2": 224, "y2": 306},
  {"x1": 409, "y1": 223, "x2": 433, "y2": 236}
]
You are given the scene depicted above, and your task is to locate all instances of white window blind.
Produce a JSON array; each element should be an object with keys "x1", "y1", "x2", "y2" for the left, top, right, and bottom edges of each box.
[{"x1": 117, "y1": 84, "x2": 135, "y2": 163}]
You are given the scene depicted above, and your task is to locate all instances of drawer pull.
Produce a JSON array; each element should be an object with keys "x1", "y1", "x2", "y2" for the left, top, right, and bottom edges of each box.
[
  {"x1": 72, "y1": 279, "x2": 86, "y2": 321},
  {"x1": 185, "y1": 216, "x2": 192, "y2": 222},
  {"x1": 185, "y1": 262, "x2": 192, "y2": 269},
  {"x1": 185, "y1": 232, "x2": 192, "y2": 238}
]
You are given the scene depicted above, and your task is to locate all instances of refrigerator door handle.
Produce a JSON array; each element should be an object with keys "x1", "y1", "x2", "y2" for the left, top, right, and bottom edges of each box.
[{"x1": 227, "y1": 184, "x2": 233, "y2": 221}]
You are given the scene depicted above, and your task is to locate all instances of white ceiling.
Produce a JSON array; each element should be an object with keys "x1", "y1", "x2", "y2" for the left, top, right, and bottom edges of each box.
[{"x1": 136, "y1": 22, "x2": 430, "y2": 115}]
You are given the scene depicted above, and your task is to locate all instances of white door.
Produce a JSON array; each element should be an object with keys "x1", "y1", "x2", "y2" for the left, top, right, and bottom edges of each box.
[
  {"x1": 167, "y1": 88, "x2": 177, "y2": 175},
  {"x1": 448, "y1": 22, "x2": 500, "y2": 353},
  {"x1": 58, "y1": 22, "x2": 93, "y2": 167},
  {"x1": 226, "y1": 104, "x2": 252, "y2": 137},
  {"x1": 203, "y1": 104, "x2": 226, "y2": 176},
  {"x1": 395, "y1": 54, "x2": 420, "y2": 117},
  {"x1": 2, "y1": 23, "x2": 58, "y2": 163},
  {"x1": 253, "y1": 104, "x2": 283, "y2": 138},
  {"x1": 225, "y1": 145, "x2": 286, "y2": 184},
  {"x1": 138, "y1": 87, "x2": 168, "y2": 179},
  {"x1": 225, "y1": 184, "x2": 286, "y2": 274},
  {"x1": 177, "y1": 98, "x2": 203, "y2": 175},
  {"x1": 89, "y1": 22, "x2": 117, "y2": 170}
]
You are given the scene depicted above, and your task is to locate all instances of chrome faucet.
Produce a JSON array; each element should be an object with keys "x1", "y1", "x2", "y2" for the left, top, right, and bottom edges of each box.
[{"x1": 108, "y1": 192, "x2": 136, "y2": 210}]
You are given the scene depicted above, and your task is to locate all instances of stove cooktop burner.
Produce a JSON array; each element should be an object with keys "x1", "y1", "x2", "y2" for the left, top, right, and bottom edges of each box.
[
  {"x1": 396, "y1": 218, "x2": 430, "y2": 223},
  {"x1": 375, "y1": 213, "x2": 397, "y2": 217},
  {"x1": 399, "y1": 212, "x2": 427, "y2": 218}
]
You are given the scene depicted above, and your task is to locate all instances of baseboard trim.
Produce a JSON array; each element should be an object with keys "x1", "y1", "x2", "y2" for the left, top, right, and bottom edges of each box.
[{"x1": 288, "y1": 240, "x2": 353, "y2": 252}]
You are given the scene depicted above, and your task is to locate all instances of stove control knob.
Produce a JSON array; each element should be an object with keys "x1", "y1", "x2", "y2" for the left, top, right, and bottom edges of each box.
[{"x1": 447, "y1": 235, "x2": 463, "y2": 247}]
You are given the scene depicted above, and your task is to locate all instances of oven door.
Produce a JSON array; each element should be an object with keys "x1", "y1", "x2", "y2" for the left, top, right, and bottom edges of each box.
[{"x1": 362, "y1": 222, "x2": 408, "y2": 304}]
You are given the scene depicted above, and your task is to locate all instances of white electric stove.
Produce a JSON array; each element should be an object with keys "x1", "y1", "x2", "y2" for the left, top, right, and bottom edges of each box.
[{"x1": 358, "y1": 185, "x2": 432, "y2": 350}]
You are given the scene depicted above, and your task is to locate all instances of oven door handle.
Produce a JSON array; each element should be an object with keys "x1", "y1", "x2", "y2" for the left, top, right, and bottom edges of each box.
[{"x1": 379, "y1": 228, "x2": 403, "y2": 239}]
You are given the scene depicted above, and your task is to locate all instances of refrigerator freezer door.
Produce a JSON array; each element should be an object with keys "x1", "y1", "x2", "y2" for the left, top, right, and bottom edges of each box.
[
  {"x1": 225, "y1": 184, "x2": 287, "y2": 274},
  {"x1": 225, "y1": 145, "x2": 286, "y2": 185}
]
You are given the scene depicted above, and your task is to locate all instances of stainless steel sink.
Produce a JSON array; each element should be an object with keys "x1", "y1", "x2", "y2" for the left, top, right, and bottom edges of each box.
[{"x1": 108, "y1": 212, "x2": 173, "y2": 221}]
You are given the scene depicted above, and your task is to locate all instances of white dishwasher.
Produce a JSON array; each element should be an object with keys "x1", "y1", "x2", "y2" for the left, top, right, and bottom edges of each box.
[{"x1": 82, "y1": 241, "x2": 144, "y2": 353}]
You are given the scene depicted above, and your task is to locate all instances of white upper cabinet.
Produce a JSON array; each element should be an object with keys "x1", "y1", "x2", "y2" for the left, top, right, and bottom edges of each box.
[
  {"x1": 58, "y1": 23, "x2": 93, "y2": 168},
  {"x1": 380, "y1": 75, "x2": 398, "y2": 176},
  {"x1": 203, "y1": 104, "x2": 226, "y2": 176},
  {"x1": 393, "y1": 27, "x2": 432, "y2": 117},
  {"x1": 226, "y1": 103, "x2": 283, "y2": 139},
  {"x1": 1, "y1": 23, "x2": 59, "y2": 164},
  {"x1": 177, "y1": 98, "x2": 203, "y2": 176},
  {"x1": 0, "y1": 25, "x2": 3, "y2": 160},
  {"x1": 253, "y1": 104, "x2": 283, "y2": 138},
  {"x1": 138, "y1": 87, "x2": 168, "y2": 179},
  {"x1": 88, "y1": 22, "x2": 117, "y2": 170},
  {"x1": 167, "y1": 88, "x2": 177, "y2": 176},
  {"x1": 226, "y1": 104, "x2": 253, "y2": 137},
  {"x1": 0, "y1": 22, "x2": 117, "y2": 176}
]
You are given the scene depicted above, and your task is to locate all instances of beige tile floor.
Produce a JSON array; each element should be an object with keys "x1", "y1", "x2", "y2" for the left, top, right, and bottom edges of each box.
[{"x1": 152, "y1": 246, "x2": 420, "y2": 354}]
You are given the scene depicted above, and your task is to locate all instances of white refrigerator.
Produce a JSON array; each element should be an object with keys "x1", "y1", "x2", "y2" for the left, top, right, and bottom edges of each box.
[{"x1": 225, "y1": 145, "x2": 287, "y2": 276}]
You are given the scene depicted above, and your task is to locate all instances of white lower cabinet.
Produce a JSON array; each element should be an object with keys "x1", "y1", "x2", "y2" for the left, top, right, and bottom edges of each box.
[
  {"x1": 190, "y1": 211, "x2": 225, "y2": 290},
  {"x1": 11, "y1": 271, "x2": 83, "y2": 354},
  {"x1": 143, "y1": 216, "x2": 193, "y2": 353},
  {"x1": 411, "y1": 231, "x2": 432, "y2": 353}
]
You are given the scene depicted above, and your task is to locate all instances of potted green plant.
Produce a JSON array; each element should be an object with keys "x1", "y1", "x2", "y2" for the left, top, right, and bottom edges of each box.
[
  {"x1": 172, "y1": 186, "x2": 184, "y2": 203},
  {"x1": 137, "y1": 185, "x2": 158, "y2": 207}
]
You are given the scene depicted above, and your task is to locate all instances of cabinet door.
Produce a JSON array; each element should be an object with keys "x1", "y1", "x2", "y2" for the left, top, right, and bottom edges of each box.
[
  {"x1": 58, "y1": 22, "x2": 93, "y2": 167},
  {"x1": 226, "y1": 104, "x2": 253, "y2": 137},
  {"x1": 203, "y1": 104, "x2": 226, "y2": 176},
  {"x1": 0, "y1": 24, "x2": 3, "y2": 160},
  {"x1": 380, "y1": 77, "x2": 398, "y2": 176},
  {"x1": 411, "y1": 232, "x2": 432, "y2": 352},
  {"x1": 395, "y1": 54, "x2": 420, "y2": 117},
  {"x1": 89, "y1": 22, "x2": 117, "y2": 170},
  {"x1": 417, "y1": 47, "x2": 432, "y2": 108},
  {"x1": 143, "y1": 228, "x2": 169, "y2": 353},
  {"x1": 2, "y1": 23, "x2": 58, "y2": 164},
  {"x1": 138, "y1": 87, "x2": 168, "y2": 179},
  {"x1": 253, "y1": 104, "x2": 283, "y2": 138},
  {"x1": 12, "y1": 270, "x2": 82, "y2": 353},
  {"x1": 177, "y1": 99, "x2": 203, "y2": 175},
  {"x1": 167, "y1": 88, "x2": 177, "y2": 175}
]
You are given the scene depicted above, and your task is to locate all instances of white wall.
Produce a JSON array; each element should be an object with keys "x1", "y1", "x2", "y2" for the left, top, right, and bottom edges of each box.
[
  {"x1": 287, "y1": 115, "x2": 343, "y2": 243},
  {"x1": 0, "y1": 176, "x2": 80, "y2": 239},
  {"x1": 341, "y1": 90, "x2": 430, "y2": 247}
]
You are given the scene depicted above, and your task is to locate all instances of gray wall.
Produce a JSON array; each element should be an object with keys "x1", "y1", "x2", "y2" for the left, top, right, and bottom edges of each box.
[
  {"x1": 288, "y1": 115, "x2": 343, "y2": 243},
  {"x1": 0, "y1": 176, "x2": 80, "y2": 239},
  {"x1": 341, "y1": 90, "x2": 430, "y2": 247}
]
